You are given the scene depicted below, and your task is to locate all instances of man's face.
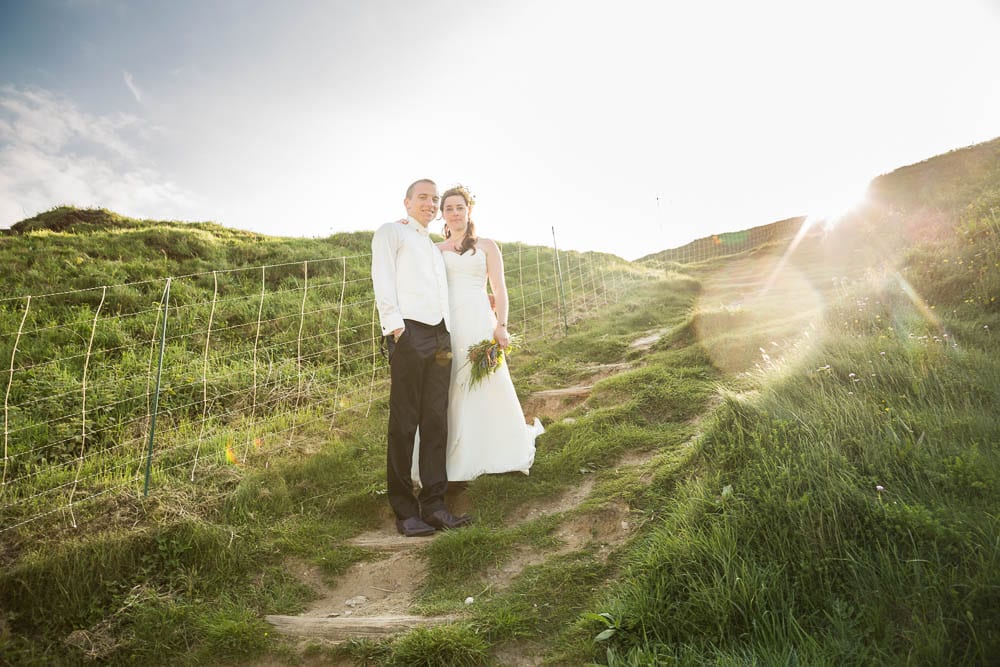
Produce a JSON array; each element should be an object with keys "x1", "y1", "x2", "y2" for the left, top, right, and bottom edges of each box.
[{"x1": 404, "y1": 182, "x2": 440, "y2": 226}]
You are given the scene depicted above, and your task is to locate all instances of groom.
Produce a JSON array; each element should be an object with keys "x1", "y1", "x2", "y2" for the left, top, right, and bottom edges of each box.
[{"x1": 371, "y1": 178, "x2": 472, "y2": 537}]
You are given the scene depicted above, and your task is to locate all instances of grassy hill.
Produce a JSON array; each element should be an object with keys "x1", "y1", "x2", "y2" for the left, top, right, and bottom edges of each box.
[
  {"x1": 1, "y1": 137, "x2": 999, "y2": 665},
  {"x1": 0, "y1": 205, "x2": 373, "y2": 299},
  {"x1": 637, "y1": 215, "x2": 808, "y2": 266}
]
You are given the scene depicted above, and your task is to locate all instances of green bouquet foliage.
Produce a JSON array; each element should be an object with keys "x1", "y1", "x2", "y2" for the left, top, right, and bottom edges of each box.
[{"x1": 465, "y1": 333, "x2": 519, "y2": 389}]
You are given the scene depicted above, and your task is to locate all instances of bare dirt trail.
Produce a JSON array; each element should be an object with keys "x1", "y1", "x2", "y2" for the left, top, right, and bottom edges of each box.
[
  {"x1": 263, "y1": 250, "x2": 822, "y2": 661},
  {"x1": 264, "y1": 327, "x2": 676, "y2": 657}
]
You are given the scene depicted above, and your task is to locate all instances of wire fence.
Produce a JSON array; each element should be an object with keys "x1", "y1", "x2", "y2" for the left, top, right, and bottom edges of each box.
[
  {"x1": 0, "y1": 241, "x2": 656, "y2": 535},
  {"x1": 651, "y1": 217, "x2": 809, "y2": 265}
]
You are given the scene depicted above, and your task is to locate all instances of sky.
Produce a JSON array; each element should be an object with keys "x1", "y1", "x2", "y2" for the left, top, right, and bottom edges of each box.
[{"x1": 1, "y1": 1, "x2": 999, "y2": 260}]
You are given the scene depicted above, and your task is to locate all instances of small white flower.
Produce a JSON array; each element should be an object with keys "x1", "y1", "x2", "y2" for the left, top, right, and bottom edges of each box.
[
  {"x1": 876, "y1": 485, "x2": 885, "y2": 492},
  {"x1": 465, "y1": 597, "x2": 474, "y2": 605}
]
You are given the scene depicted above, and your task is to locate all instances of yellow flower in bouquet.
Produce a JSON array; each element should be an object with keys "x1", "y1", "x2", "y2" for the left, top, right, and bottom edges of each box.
[{"x1": 466, "y1": 334, "x2": 520, "y2": 389}]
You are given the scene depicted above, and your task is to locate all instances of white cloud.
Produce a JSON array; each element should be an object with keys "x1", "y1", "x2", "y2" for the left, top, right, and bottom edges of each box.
[
  {"x1": 0, "y1": 85, "x2": 200, "y2": 228},
  {"x1": 122, "y1": 70, "x2": 143, "y2": 103}
]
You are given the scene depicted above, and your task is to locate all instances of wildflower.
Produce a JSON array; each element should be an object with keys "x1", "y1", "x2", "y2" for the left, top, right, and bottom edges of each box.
[
  {"x1": 876, "y1": 485, "x2": 884, "y2": 492},
  {"x1": 225, "y1": 445, "x2": 242, "y2": 466},
  {"x1": 466, "y1": 334, "x2": 520, "y2": 389}
]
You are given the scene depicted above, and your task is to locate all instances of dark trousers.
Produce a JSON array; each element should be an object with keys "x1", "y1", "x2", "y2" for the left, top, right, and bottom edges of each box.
[{"x1": 386, "y1": 319, "x2": 451, "y2": 520}]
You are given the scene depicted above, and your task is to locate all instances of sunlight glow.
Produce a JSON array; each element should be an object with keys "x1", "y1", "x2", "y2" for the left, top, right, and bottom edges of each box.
[
  {"x1": 804, "y1": 181, "x2": 872, "y2": 232},
  {"x1": 695, "y1": 255, "x2": 823, "y2": 375},
  {"x1": 759, "y1": 216, "x2": 818, "y2": 296},
  {"x1": 894, "y1": 272, "x2": 945, "y2": 334},
  {"x1": 758, "y1": 180, "x2": 872, "y2": 297}
]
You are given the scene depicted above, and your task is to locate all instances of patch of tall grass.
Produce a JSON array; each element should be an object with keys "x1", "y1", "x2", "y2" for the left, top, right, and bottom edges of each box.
[{"x1": 566, "y1": 195, "x2": 1000, "y2": 664}]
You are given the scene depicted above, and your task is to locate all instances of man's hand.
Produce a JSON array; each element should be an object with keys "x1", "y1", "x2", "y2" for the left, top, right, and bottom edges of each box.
[{"x1": 393, "y1": 327, "x2": 404, "y2": 342}]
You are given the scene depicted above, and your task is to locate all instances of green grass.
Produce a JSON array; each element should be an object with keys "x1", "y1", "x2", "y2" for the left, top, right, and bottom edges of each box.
[
  {"x1": 2, "y1": 138, "x2": 1000, "y2": 665},
  {"x1": 551, "y1": 167, "x2": 1000, "y2": 664}
]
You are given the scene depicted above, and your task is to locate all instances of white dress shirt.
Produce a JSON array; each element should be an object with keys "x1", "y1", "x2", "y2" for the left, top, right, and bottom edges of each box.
[{"x1": 371, "y1": 216, "x2": 450, "y2": 336}]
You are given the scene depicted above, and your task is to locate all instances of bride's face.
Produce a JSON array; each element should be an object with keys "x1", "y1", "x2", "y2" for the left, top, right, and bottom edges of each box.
[{"x1": 442, "y1": 195, "x2": 470, "y2": 237}]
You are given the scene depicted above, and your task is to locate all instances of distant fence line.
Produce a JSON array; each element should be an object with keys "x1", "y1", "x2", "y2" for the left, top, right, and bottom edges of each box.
[
  {"x1": 0, "y1": 244, "x2": 656, "y2": 535},
  {"x1": 653, "y1": 218, "x2": 807, "y2": 265}
]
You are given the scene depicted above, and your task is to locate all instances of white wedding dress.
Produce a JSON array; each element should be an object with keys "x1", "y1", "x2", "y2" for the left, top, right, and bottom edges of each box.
[{"x1": 413, "y1": 248, "x2": 542, "y2": 483}]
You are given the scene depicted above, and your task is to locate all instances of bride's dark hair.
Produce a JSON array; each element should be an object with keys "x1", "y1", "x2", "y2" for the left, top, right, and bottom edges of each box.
[{"x1": 441, "y1": 185, "x2": 477, "y2": 255}]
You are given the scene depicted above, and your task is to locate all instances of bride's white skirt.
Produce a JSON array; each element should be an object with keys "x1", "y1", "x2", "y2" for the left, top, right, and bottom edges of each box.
[
  {"x1": 412, "y1": 367, "x2": 543, "y2": 483},
  {"x1": 412, "y1": 249, "x2": 542, "y2": 484}
]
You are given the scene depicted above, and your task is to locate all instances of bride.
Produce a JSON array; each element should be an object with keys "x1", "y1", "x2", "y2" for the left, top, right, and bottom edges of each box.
[{"x1": 412, "y1": 184, "x2": 542, "y2": 482}]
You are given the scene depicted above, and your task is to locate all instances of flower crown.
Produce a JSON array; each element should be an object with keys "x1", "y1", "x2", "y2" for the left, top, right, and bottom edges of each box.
[{"x1": 443, "y1": 184, "x2": 476, "y2": 208}]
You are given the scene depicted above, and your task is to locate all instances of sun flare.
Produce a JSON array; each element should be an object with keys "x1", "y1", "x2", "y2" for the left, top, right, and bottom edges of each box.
[{"x1": 805, "y1": 180, "x2": 872, "y2": 231}]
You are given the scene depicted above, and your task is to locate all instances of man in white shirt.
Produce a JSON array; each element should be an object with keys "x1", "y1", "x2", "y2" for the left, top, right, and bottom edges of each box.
[{"x1": 371, "y1": 178, "x2": 472, "y2": 537}]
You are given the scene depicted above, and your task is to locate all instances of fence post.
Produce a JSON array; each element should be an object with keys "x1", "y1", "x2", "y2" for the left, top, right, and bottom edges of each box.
[
  {"x1": 366, "y1": 299, "x2": 378, "y2": 418},
  {"x1": 331, "y1": 256, "x2": 347, "y2": 430},
  {"x1": 600, "y1": 258, "x2": 610, "y2": 306},
  {"x1": 144, "y1": 278, "x2": 171, "y2": 497},
  {"x1": 191, "y1": 271, "x2": 218, "y2": 481},
  {"x1": 551, "y1": 227, "x2": 569, "y2": 334},
  {"x1": 68, "y1": 286, "x2": 107, "y2": 528},
  {"x1": 2, "y1": 296, "x2": 31, "y2": 492},
  {"x1": 517, "y1": 244, "x2": 527, "y2": 336}
]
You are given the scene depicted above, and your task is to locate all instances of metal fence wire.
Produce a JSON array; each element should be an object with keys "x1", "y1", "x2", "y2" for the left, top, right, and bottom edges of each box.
[{"x1": 0, "y1": 242, "x2": 654, "y2": 535}]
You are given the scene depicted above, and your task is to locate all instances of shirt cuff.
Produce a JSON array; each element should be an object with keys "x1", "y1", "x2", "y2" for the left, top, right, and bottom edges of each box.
[{"x1": 381, "y1": 315, "x2": 405, "y2": 336}]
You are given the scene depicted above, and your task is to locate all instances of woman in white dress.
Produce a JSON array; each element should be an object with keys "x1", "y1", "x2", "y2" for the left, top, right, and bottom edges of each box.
[{"x1": 412, "y1": 185, "x2": 542, "y2": 482}]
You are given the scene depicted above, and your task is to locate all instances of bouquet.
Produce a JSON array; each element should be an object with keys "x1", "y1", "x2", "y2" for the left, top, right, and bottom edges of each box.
[{"x1": 466, "y1": 334, "x2": 519, "y2": 389}]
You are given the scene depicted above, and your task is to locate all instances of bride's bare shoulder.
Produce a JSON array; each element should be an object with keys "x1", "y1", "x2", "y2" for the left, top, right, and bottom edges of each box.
[{"x1": 477, "y1": 237, "x2": 500, "y2": 253}]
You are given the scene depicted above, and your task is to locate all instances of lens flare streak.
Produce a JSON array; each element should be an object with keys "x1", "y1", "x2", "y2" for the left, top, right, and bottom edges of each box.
[{"x1": 893, "y1": 272, "x2": 948, "y2": 340}]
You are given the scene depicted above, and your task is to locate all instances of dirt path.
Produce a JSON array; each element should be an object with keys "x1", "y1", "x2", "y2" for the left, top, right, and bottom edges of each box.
[{"x1": 264, "y1": 327, "x2": 675, "y2": 657}]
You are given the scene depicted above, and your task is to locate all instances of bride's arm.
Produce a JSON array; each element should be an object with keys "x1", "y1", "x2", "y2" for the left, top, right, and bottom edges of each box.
[{"x1": 483, "y1": 239, "x2": 510, "y2": 348}]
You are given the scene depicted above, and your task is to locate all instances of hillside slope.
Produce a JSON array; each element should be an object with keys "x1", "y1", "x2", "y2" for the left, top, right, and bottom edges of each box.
[
  {"x1": 641, "y1": 136, "x2": 1000, "y2": 267},
  {"x1": 0, "y1": 206, "x2": 374, "y2": 301},
  {"x1": 1, "y1": 137, "x2": 998, "y2": 665}
]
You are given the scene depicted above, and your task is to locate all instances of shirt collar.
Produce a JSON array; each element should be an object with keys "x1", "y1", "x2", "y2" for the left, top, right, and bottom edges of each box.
[{"x1": 407, "y1": 215, "x2": 431, "y2": 237}]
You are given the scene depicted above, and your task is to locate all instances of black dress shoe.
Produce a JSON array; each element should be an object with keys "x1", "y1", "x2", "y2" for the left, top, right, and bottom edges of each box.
[
  {"x1": 422, "y1": 509, "x2": 473, "y2": 530},
  {"x1": 395, "y1": 516, "x2": 436, "y2": 537}
]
